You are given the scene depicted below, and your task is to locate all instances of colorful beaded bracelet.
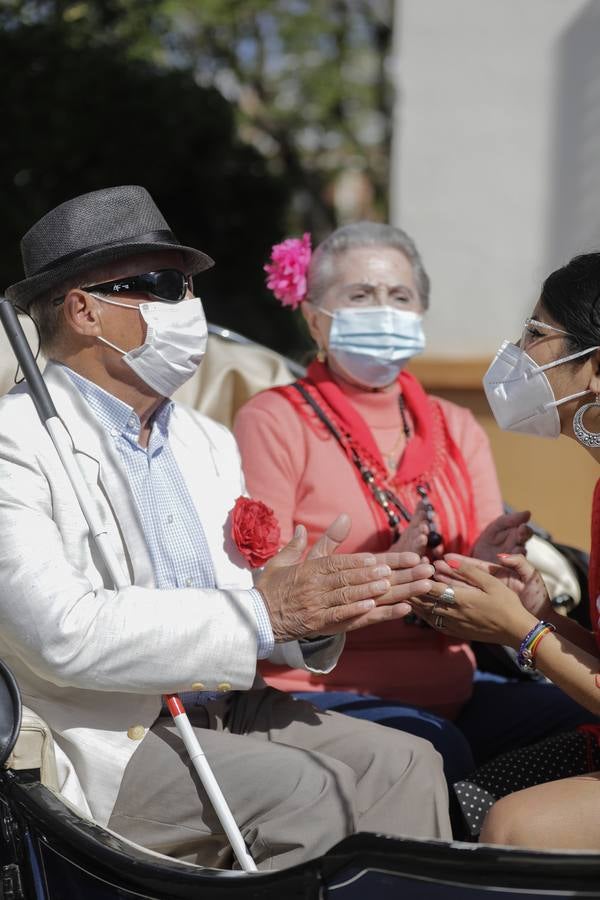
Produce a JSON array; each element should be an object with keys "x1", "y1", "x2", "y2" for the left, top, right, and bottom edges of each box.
[{"x1": 517, "y1": 620, "x2": 556, "y2": 671}]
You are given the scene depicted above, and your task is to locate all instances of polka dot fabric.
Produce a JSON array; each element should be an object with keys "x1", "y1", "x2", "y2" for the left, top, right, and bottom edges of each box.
[{"x1": 454, "y1": 728, "x2": 600, "y2": 837}]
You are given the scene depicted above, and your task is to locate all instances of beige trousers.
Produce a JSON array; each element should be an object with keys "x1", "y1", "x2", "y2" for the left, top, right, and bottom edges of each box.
[{"x1": 108, "y1": 688, "x2": 451, "y2": 870}]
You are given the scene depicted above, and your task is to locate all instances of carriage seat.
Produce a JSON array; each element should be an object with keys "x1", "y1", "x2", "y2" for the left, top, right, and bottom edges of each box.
[{"x1": 6, "y1": 706, "x2": 60, "y2": 793}]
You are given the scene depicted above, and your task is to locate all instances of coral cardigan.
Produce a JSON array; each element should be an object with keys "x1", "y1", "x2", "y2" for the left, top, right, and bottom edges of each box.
[{"x1": 234, "y1": 371, "x2": 504, "y2": 718}]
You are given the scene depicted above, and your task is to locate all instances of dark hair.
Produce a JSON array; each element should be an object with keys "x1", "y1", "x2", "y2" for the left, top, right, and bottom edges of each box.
[{"x1": 541, "y1": 253, "x2": 600, "y2": 355}]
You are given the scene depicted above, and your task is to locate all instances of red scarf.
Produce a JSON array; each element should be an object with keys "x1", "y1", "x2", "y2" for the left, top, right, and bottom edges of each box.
[{"x1": 276, "y1": 362, "x2": 479, "y2": 553}]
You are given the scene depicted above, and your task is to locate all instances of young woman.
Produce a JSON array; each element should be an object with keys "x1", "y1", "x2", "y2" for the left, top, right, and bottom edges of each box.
[{"x1": 409, "y1": 252, "x2": 600, "y2": 848}]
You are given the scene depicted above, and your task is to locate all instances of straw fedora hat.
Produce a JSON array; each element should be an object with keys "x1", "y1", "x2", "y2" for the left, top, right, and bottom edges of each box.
[{"x1": 6, "y1": 185, "x2": 214, "y2": 308}]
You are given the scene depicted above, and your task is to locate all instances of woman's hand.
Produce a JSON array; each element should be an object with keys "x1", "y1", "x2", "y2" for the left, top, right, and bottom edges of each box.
[
  {"x1": 471, "y1": 510, "x2": 533, "y2": 563},
  {"x1": 390, "y1": 501, "x2": 443, "y2": 557},
  {"x1": 437, "y1": 552, "x2": 553, "y2": 619},
  {"x1": 407, "y1": 559, "x2": 537, "y2": 646}
]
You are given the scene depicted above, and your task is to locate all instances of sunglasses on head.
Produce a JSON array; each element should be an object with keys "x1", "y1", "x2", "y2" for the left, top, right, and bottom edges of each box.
[{"x1": 53, "y1": 269, "x2": 193, "y2": 305}]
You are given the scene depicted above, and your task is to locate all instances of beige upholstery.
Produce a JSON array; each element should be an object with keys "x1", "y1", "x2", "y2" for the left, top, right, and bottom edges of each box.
[
  {"x1": 174, "y1": 333, "x2": 294, "y2": 428},
  {"x1": 527, "y1": 533, "x2": 581, "y2": 610},
  {"x1": 7, "y1": 706, "x2": 60, "y2": 792}
]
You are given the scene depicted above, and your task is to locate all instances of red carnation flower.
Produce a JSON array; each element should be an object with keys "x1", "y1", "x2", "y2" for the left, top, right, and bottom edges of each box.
[{"x1": 231, "y1": 496, "x2": 281, "y2": 568}]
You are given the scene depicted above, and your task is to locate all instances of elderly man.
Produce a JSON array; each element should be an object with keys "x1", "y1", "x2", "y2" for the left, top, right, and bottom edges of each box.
[{"x1": 0, "y1": 185, "x2": 450, "y2": 869}]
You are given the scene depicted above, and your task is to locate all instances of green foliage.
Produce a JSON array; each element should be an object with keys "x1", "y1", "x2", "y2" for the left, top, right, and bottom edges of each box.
[
  {"x1": 0, "y1": 17, "x2": 307, "y2": 353},
  {"x1": 2, "y1": 0, "x2": 395, "y2": 236},
  {"x1": 161, "y1": 0, "x2": 395, "y2": 234}
]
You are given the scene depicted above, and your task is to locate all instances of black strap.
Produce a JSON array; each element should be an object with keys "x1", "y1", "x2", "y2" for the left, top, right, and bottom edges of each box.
[{"x1": 293, "y1": 382, "x2": 345, "y2": 444}]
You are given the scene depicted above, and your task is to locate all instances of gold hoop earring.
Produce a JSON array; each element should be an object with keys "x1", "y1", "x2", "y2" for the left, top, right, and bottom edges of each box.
[{"x1": 316, "y1": 347, "x2": 327, "y2": 363}]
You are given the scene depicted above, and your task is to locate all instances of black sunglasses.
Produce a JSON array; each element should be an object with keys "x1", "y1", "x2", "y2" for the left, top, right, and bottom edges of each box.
[{"x1": 53, "y1": 269, "x2": 193, "y2": 305}]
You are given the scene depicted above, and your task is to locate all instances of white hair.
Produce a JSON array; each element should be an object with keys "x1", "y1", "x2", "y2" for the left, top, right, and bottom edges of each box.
[{"x1": 307, "y1": 221, "x2": 430, "y2": 309}]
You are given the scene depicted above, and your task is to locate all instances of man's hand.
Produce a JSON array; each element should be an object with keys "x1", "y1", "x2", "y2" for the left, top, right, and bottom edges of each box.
[
  {"x1": 256, "y1": 515, "x2": 435, "y2": 641},
  {"x1": 471, "y1": 510, "x2": 532, "y2": 563}
]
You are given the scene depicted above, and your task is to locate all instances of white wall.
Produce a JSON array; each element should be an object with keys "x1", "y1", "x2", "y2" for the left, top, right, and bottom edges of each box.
[{"x1": 390, "y1": 0, "x2": 600, "y2": 358}]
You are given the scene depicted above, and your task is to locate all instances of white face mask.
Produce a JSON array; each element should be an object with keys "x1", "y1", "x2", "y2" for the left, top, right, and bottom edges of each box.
[
  {"x1": 483, "y1": 338, "x2": 598, "y2": 438},
  {"x1": 93, "y1": 294, "x2": 208, "y2": 397},
  {"x1": 318, "y1": 306, "x2": 426, "y2": 389}
]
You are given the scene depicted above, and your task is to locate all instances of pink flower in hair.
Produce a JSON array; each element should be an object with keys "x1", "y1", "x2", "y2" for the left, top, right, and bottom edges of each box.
[{"x1": 264, "y1": 233, "x2": 312, "y2": 309}]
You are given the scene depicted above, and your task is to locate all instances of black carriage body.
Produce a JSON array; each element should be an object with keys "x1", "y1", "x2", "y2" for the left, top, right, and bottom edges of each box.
[{"x1": 3, "y1": 770, "x2": 600, "y2": 900}]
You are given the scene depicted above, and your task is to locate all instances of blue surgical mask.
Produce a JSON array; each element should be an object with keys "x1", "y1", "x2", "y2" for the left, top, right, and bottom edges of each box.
[{"x1": 318, "y1": 306, "x2": 426, "y2": 388}]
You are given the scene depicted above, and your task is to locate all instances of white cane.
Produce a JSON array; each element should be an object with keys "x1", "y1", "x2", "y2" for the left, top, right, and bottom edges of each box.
[{"x1": 0, "y1": 298, "x2": 257, "y2": 873}]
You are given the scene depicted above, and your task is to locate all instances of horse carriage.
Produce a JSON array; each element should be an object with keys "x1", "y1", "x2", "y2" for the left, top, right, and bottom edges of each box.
[{"x1": 1, "y1": 321, "x2": 599, "y2": 899}]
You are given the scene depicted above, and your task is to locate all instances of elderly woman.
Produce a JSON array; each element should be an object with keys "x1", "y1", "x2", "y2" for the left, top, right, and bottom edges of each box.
[
  {"x1": 234, "y1": 223, "x2": 593, "y2": 782},
  {"x1": 409, "y1": 252, "x2": 600, "y2": 848}
]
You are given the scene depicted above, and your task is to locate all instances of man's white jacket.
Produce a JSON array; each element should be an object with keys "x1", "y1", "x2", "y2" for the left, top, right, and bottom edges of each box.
[{"x1": 0, "y1": 363, "x2": 343, "y2": 825}]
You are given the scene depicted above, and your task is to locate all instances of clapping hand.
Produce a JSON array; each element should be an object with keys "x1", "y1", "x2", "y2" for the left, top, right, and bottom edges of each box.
[
  {"x1": 471, "y1": 510, "x2": 533, "y2": 562},
  {"x1": 389, "y1": 501, "x2": 444, "y2": 559},
  {"x1": 256, "y1": 514, "x2": 435, "y2": 640},
  {"x1": 308, "y1": 513, "x2": 439, "y2": 630}
]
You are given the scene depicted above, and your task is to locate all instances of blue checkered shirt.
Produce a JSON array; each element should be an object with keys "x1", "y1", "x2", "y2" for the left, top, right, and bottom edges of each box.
[{"x1": 63, "y1": 367, "x2": 274, "y2": 703}]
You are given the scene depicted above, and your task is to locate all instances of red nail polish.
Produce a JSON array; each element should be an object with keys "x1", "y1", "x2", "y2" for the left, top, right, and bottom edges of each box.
[{"x1": 447, "y1": 559, "x2": 461, "y2": 570}]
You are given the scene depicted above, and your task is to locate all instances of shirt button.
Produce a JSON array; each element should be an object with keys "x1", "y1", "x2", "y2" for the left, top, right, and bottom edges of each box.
[
  {"x1": 166, "y1": 514, "x2": 174, "y2": 524},
  {"x1": 217, "y1": 682, "x2": 232, "y2": 693},
  {"x1": 185, "y1": 577, "x2": 193, "y2": 587},
  {"x1": 128, "y1": 417, "x2": 136, "y2": 428},
  {"x1": 127, "y1": 725, "x2": 145, "y2": 741},
  {"x1": 191, "y1": 682, "x2": 205, "y2": 691},
  {"x1": 110, "y1": 428, "x2": 119, "y2": 437}
]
